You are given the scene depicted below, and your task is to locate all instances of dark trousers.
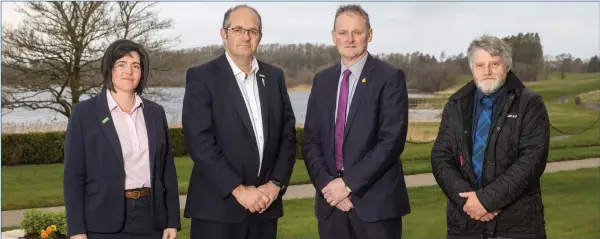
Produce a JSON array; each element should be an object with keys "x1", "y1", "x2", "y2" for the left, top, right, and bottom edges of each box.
[
  {"x1": 87, "y1": 194, "x2": 162, "y2": 239},
  {"x1": 318, "y1": 209, "x2": 403, "y2": 239},
  {"x1": 190, "y1": 214, "x2": 278, "y2": 239}
]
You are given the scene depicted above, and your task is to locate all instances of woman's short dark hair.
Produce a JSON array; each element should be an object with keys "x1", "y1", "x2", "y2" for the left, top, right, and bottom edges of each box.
[{"x1": 100, "y1": 39, "x2": 150, "y2": 95}]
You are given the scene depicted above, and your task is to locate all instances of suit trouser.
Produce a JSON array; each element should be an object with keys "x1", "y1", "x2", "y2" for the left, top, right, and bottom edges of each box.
[
  {"x1": 87, "y1": 194, "x2": 162, "y2": 239},
  {"x1": 318, "y1": 208, "x2": 403, "y2": 239},
  {"x1": 190, "y1": 213, "x2": 278, "y2": 239}
]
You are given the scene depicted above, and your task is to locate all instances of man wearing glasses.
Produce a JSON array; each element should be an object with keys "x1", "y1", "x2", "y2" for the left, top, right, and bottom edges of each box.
[{"x1": 182, "y1": 4, "x2": 297, "y2": 239}]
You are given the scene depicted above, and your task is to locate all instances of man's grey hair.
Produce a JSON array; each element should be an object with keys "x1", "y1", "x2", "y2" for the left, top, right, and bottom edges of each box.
[
  {"x1": 334, "y1": 4, "x2": 371, "y2": 30},
  {"x1": 222, "y1": 4, "x2": 262, "y2": 31},
  {"x1": 467, "y1": 35, "x2": 513, "y2": 71}
]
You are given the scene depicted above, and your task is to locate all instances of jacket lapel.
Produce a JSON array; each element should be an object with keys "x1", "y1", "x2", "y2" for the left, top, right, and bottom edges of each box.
[
  {"x1": 325, "y1": 63, "x2": 341, "y2": 137},
  {"x1": 217, "y1": 54, "x2": 257, "y2": 142},
  {"x1": 142, "y1": 100, "x2": 158, "y2": 175},
  {"x1": 95, "y1": 90, "x2": 124, "y2": 166},
  {"x1": 256, "y1": 66, "x2": 270, "y2": 149},
  {"x1": 344, "y1": 54, "x2": 374, "y2": 140}
]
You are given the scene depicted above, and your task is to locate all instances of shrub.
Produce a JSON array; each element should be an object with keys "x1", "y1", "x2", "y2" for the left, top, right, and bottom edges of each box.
[
  {"x1": 1, "y1": 132, "x2": 65, "y2": 165},
  {"x1": 2, "y1": 127, "x2": 307, "y2": 165},
  {"x1": 21, "y1": 210, "x2": 67, "y2": 238}
]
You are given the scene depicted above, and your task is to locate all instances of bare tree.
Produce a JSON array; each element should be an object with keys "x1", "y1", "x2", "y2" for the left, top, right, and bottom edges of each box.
[
  {"x1": 2, "y1": 2, "x2": 179, "y2": 118},
  {"x1": 555, "y1": 53, "x2": 573, "y2": 79}
]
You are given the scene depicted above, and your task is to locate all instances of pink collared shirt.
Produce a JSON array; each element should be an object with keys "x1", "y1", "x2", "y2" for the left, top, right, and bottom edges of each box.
[{"x1": 106, "y1": 90, "x2": 151, "y2": 190}]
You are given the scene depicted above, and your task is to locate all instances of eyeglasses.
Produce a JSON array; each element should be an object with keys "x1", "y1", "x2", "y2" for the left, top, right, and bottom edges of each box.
[{"x1": 225, "y1": 27, "x2": 261, "y2": 37}]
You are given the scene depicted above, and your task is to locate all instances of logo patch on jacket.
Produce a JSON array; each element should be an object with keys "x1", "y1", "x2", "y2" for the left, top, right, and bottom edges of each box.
[{"x1": 507, "y1": 114, "x2": 518, "y2": 118}]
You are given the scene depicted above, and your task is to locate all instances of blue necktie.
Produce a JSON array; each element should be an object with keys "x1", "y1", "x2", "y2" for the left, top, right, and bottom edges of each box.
[{"x1": 472, "y1": 97, "x2": 493, "y2": 185}]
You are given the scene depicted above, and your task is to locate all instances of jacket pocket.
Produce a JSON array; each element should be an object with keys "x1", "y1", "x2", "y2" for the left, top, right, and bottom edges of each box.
[{"x1": 447, "y1": 201, "x2": 467, "y2": 230}]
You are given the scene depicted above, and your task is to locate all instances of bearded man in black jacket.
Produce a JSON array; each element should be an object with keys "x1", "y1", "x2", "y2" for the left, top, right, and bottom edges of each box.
[{"x1": 431, "y1": 35, "x2": 550, "y2": 239}]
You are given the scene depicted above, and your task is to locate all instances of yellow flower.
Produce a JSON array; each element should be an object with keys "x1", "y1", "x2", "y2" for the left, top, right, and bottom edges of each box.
[
  {"x1": 46, "y1": 226, "x2": 54, "y2": 234},
  {"x1": 41, "y1": 231, "x2": 48, "y2": 239},
  {"x1": 50, "y1": 225, "x2": 57, "y2": 231}
]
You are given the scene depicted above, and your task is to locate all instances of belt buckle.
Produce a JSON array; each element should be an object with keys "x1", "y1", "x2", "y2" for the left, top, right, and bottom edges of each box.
[{"x1": 131, "y1": 191, "x2": 141, "y2": 199}]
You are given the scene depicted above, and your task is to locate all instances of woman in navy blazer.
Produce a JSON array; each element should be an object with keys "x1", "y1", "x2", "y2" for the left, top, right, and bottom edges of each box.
[{"x1": 63, "y1": 39, "x2": 180, "y2": 239}]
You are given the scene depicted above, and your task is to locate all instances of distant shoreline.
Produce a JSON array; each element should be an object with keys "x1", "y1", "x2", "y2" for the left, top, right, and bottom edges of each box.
[
  {"x1": 287, "y1": 84, "x2": 312, "y2": 92},
  {"x1": 287, "y1": 84, "x2": 435, "y2": 94}
]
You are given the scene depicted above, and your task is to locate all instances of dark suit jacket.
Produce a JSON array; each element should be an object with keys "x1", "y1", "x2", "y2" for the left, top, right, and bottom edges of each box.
[
  {"x1": 63, "y1": 90, "x2": 181, "y2": 237},
  {"x1": 181, "y1": 54, "x2": 297, "y2": 223},
  {"x1": 302, "y1": 53, "x2": 411, "y2": 222}
]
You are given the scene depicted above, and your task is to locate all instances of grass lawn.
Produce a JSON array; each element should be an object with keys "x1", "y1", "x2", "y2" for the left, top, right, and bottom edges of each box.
[
  {"x1": 2, "y1": 142, "x2": 599, "y2": 211},
  {"x1": 526, "y1": 73, "x2": 600, "y2": 101},
  {"x1": 579, "y1": 90, "x2": 600, "y2": 102},
  {"x1": 4, "y1": 168, "x2": 599, "y2": 238},
  {"x1": 172, "y1": 168, "x2": 600, "y2": 239}
]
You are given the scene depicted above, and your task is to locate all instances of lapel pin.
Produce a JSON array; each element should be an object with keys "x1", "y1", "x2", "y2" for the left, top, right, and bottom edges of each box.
[
  {"x1": 102, "y1": 117, "x2": 110, "y2": 124},
  {"x1": 259, "y1": 74, "x2": 265, "y2": 86},
  {"x1": 361, "y1": 78, "x2": 367, "y2": 83}
]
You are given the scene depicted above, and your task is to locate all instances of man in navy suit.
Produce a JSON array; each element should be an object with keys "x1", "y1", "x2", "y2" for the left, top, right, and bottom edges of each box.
[
  {"x1": 181, "y1": 4, "x2": 297, "y2": 239},
  {"x1": 302, "y1": 4, "x2": 411, "y2": 239}
]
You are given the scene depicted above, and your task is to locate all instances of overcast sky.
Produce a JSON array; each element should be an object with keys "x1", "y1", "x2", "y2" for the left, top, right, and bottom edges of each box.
[{"x1": 2, "y1": 1, "x2": 599, "y2": 59}]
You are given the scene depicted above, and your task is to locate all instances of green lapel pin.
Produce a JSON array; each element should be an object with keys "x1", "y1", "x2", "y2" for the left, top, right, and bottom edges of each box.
[{"x1": 102, "y1": 117, "x2": 110, "y2": 124}]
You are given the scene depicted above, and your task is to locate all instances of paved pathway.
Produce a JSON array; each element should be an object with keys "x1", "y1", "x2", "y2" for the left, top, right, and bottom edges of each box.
[{"x1": 2, "y1": 158, "x2": 598, "y2": 228}]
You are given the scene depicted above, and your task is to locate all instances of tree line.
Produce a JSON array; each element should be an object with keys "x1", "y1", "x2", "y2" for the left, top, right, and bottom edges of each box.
[{"x1": 5, "y1": 33, "x2": 599, "y2": 94}]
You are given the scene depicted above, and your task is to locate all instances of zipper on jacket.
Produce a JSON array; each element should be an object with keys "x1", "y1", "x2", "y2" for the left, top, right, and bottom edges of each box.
[{"x1": 456, "y1": 99, "x2": 477, "y2": 187}]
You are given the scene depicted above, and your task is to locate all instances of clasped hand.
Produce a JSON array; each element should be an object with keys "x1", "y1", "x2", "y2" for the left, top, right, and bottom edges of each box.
[
  {"x1": 459, "y1": 191, "x2": 501, "y2": 222},
  {"x1": 322, "y1": 178, "x2": 353, "y2": 212},
  {"x1": 232, "y1": 182, "x2": 280, "y2": 213}
]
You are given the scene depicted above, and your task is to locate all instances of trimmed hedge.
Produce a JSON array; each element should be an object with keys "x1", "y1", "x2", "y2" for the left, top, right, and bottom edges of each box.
[{"x1": 2, "y1": 127, "x2": 305, "y2": 166}]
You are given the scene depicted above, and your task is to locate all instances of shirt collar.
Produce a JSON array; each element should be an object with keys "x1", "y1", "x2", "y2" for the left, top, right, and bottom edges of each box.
[
  {"x1": 225, "y1": 51, "x2": 259, "y2": 79},
  {"x1": 341, "y1": 52, "x2": 369, "y2": 77},
  {"x1": 106, "y1": 89, "x2": 143, "y2": 112}
]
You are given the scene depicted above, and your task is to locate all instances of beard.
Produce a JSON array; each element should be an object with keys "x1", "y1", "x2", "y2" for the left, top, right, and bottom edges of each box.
[{"x1": 475, "y1": 76, "x2": 506, "y2": 95}]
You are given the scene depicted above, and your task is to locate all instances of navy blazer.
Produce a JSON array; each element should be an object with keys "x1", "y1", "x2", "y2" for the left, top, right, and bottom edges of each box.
[
  {"x1": 63, "y1": 90, "x2": 181, "y2": 236},
  {"x1": 181, "y1": 54, "x2": 297, "y2": 223},
  {"x1": 302, "y1": 53, "x2": 411, "y2": 222}
]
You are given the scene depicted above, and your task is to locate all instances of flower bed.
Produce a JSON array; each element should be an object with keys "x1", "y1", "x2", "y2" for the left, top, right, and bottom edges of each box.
[{"x1": 7, "y1": 210, "x2": 68, "y2": 239}]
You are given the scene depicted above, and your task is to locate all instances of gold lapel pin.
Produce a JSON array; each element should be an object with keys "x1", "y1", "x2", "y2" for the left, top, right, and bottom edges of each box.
[{"x1": 361, "y1": 78, "x2": 367, "y2": 83}]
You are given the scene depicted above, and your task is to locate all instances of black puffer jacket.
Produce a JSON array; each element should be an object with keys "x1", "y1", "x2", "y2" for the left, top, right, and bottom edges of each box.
[{"x1": 431, "y1": 71, "x2": 550, "y2": 239}]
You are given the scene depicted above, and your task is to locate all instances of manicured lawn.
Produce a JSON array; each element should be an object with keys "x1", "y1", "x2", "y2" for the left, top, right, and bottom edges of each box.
[
  {"x1": 4, "y1": 168, "x2": 599, "y2": 238},
  {"x1": 2, "y1": 143, "x2": 599, "y2": 211},
  {"x1": 174, "y1": 168, "x2": 600, "y2": 238},
  {"x1": 2, "y1": 168, "x2": 600, "y2": 239},
  {"x1": 579, "y1": 90, "x2": 600, "y2": 102}
]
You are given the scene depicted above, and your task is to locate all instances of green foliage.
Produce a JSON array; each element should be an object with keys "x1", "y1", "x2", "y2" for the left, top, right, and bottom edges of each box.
[
  {"x1": 1, "y1": 127, "x2": 306, "y2": 165},
  {"x1": 502, "y1": 32, "x2": 544, "y2": 82},
  {"x1": 1, "y1": 132, "x2": 65, "y2": 165},
  {"x1": 21, "y1": 210, "x2": 67, "y2": 236}
]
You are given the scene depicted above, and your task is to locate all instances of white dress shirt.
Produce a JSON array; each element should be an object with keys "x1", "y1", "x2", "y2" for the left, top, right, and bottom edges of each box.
[{"x1": 225, "y1": 51, "x2": 265, "y2": 176}]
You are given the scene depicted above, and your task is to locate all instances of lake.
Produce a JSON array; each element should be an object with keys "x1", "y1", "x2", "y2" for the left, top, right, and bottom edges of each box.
[{"x1": 1, "y1": 87, "x2": 442, "y2": 127}]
